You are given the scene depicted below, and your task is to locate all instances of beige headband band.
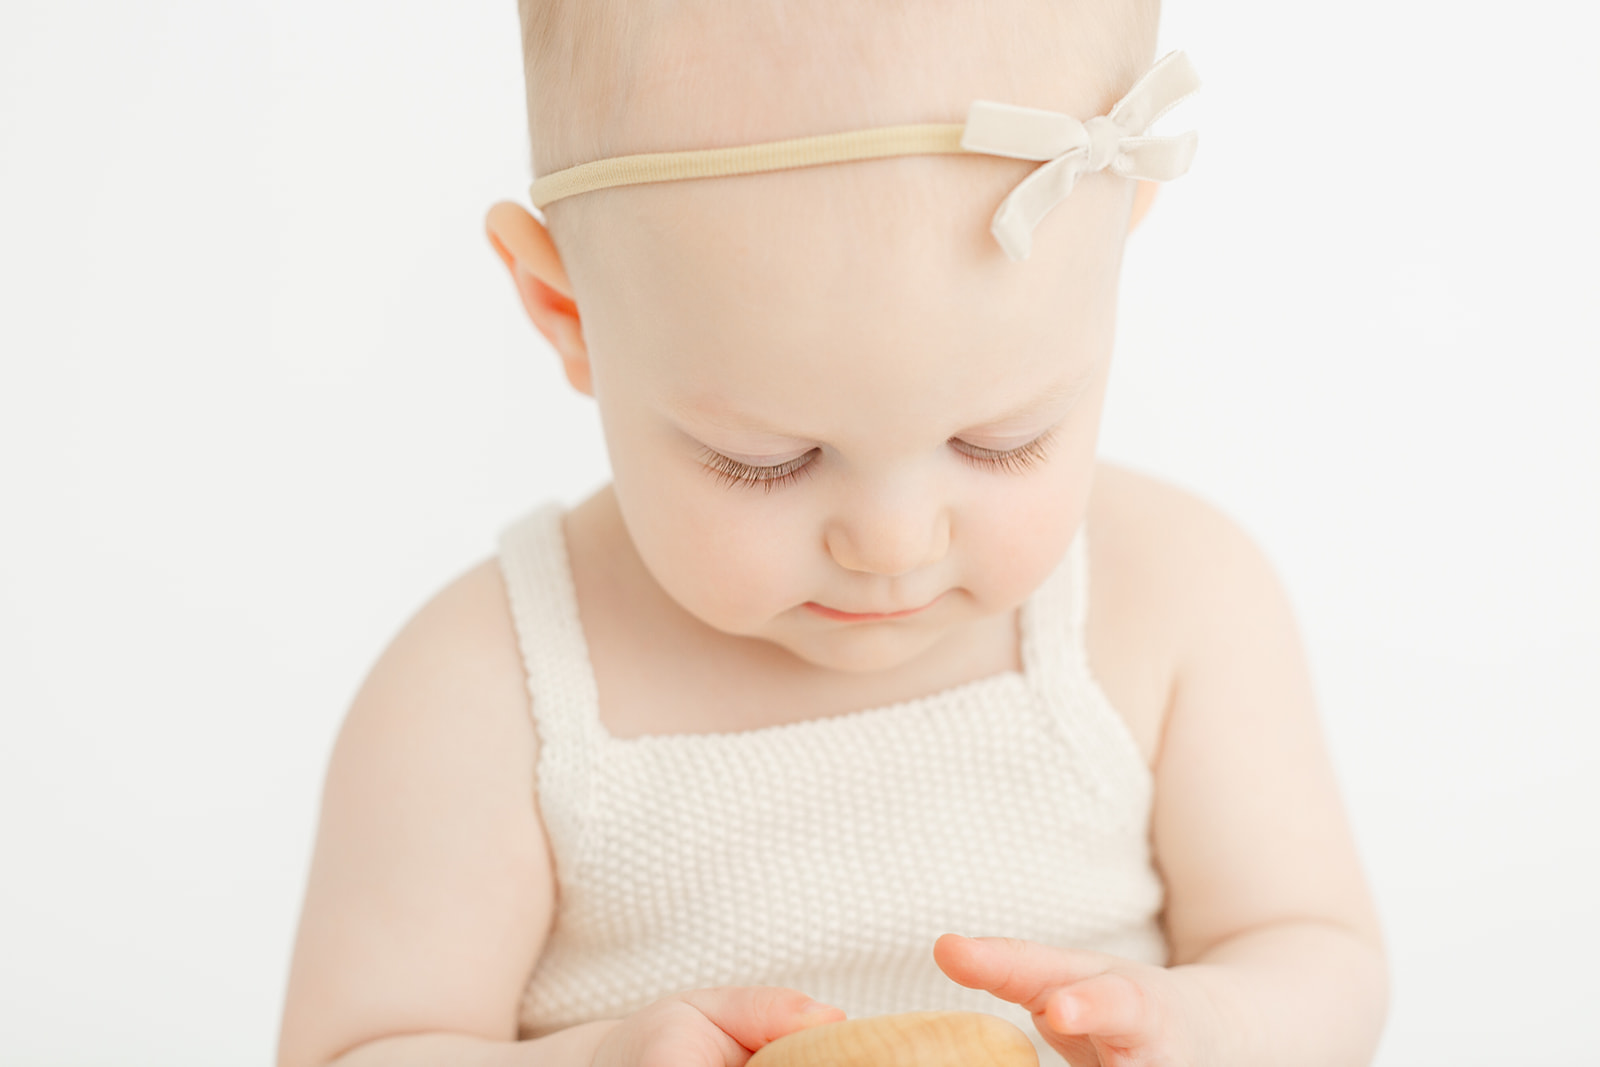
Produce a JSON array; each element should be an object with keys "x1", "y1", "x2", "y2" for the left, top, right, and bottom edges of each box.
[{"x1": 528, "y1": 49, "x2": 1200, "y2": 263}]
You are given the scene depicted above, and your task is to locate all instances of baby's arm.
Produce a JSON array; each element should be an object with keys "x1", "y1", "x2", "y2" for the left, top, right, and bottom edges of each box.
[
  {"x1": 275, "y1": 559, "x2": 590, "y2": 1067},
  {"x1": 939, "y1": 482, "x2": 1387, "y2": 1065},
  {"x1": 1144, "y1": 489, "x2": 1387, "y2": 1062}
]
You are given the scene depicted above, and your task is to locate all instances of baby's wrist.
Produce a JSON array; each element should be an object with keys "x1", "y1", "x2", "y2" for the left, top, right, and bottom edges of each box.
[{"x1": 1167, "y1": 962, "x2": 1257, "y2": 1066}]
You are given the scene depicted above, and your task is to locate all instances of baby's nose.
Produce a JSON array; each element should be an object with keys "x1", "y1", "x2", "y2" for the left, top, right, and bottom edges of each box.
[{"x1": 824, "y1": 501, "x2": 951, "y2": 577}]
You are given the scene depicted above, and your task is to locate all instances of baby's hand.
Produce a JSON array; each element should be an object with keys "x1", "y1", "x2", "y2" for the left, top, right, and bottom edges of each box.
[
  {"x1": 590, "y1": 986, "x2": 847, "y2": 1067},
  {"x1": 933, "y1": 934, "x2": 1220, "y2": 1067}
]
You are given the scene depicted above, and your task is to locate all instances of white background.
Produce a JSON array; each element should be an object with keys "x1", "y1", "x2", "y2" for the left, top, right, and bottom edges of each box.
[{"x1": 2, "y1": 2, "x2": 1596, "y2": 1064}]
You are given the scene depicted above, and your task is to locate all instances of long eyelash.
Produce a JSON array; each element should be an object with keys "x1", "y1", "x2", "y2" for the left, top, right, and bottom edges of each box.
[
  {"x1": 697, "y1": 428, "x2": 1057, "y2": 493},
  {"x1": 954, "y1": 427, "x2": 1059, "y2": 474},
  {"x1": 697, "y1": 448, "x2": 817, "y2": 493}
]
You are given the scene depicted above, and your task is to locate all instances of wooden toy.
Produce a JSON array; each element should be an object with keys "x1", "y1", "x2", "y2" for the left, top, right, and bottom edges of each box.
[{"x1": 746, "y1": 1010, "x2": 1040, "y2": 1067}]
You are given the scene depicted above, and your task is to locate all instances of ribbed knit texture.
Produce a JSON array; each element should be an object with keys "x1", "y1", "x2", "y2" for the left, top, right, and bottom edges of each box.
[{"x1": 496, "y1": 502, "x2": 1167, "y2": 1065}]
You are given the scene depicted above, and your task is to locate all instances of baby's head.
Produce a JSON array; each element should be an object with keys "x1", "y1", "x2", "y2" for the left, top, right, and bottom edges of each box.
[{"x1": 489, "y1": 0, "x2": 1168, "y2": 675}]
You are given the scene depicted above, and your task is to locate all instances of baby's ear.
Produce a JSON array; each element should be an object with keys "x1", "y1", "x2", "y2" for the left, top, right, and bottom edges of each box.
[
  {"x1": 484, "y1": 201, "x2": 593, "y2": 397},
  {"x1": 1128, "y1": 180, "x2": 1159, "y2": 235}
]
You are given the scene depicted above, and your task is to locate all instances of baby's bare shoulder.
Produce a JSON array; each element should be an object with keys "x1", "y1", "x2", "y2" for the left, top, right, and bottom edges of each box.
[
  {"x1": 1091, "y1": 460, "x2": 1306, "y2": 680},
  {"x1": 277, "y1": 557, "x2": 555, "y2": 1067},
  {"x1": 1082, "y1": 462, "x2": 1280, "y2": 765},
  {"x1": 1088, "y1": 461, "x2": 1292, "y2": 652},
  {"x1": 1089, "y1": 461, "x2": 1270, "y2": 576}
]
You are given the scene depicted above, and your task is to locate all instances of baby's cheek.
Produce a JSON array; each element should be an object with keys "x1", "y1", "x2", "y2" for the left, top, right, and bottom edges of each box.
[
  {"x1": 688, "y1": 551, "x2": 781, "y2": 625},
  {"x1": 670, "y1": 504, "x2": 807, "y2": 630},
  {"x1": 975, "y1": 540, "x2": 1053, "y2": 611},
  {"x1": 609, "y1": 473, "x2": 765, "y2": 631},
  {"x1": 966, "y1": 497, "x2": 1082, "y2": 607}
]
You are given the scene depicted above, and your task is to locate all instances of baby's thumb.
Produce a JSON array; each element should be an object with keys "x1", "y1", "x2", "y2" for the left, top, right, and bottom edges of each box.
[{"x1": 677, "y1": 986, "x2": 847, "y2": 1053}]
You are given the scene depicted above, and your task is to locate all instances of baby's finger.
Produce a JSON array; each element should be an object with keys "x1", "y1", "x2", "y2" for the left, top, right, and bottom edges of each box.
[
  {"x1": 1046, "y1": 973, "x2": 1155, "y2": 1042},
  {"x1": 676, "y1": 986, "x2": 846, "y2": 1052},
  {"x1": 932, "y1": 934, "x2": 1120, "y2": 1013}
]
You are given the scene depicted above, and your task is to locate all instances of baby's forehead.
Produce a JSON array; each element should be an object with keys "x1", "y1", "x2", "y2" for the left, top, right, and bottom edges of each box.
[
  {"x1": 568, "y1": 172, "x2": 1122, "y2": 441},
  {"x1": 565, "y1": 157, "x2": 1132, "y2": 358}
]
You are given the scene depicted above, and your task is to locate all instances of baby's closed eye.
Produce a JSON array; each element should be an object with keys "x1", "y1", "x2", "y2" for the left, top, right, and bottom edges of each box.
[{"x1": 695, "y1": 428, "x2": 1059, "y2": 492}]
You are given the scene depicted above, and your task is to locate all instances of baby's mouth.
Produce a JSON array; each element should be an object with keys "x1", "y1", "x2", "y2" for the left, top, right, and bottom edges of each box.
[{"x1": 802, "y1": 593, "x2": 943, "y2": 622}]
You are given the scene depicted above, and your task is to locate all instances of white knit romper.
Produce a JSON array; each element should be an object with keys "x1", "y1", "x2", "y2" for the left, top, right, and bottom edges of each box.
[{"x1": 497, "y1": 501, "x2": 1167, "y2": 1066}]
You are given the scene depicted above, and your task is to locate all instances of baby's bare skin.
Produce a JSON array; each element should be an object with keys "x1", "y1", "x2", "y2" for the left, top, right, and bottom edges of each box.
[{"x1": 276, "y1": 1, "x2": 1387, "y2": 1064}]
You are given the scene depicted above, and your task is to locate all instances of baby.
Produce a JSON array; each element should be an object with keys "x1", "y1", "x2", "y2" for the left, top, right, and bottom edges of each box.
[{"x1": 276, "y1": 1, "x2": 1389, "y2": 1065}]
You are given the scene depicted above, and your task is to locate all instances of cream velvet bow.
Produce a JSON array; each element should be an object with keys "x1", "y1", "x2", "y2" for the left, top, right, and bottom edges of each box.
[{"x1": 961, "y1": 49, "x2": 1201, "y2": 261}]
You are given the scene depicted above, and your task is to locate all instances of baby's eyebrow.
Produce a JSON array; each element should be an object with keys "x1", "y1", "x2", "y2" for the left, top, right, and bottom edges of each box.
[
  {"x1": 969, "y1": 370, "x2": 1096, "y2": 429},
  {"x1": 671, "y1": 365, "x2": 1095, "y2": 440}
]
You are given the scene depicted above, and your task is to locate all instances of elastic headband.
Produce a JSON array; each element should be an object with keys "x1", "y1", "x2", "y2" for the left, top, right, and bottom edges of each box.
[{"x1": 528, "y1": 49, "x2": 1200, "y2": 262}]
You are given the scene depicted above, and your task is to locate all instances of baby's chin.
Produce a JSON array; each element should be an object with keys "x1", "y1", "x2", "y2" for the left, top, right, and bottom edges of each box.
[{"x1": 761, "y1": 616, "x2": 956, "y2": 677}]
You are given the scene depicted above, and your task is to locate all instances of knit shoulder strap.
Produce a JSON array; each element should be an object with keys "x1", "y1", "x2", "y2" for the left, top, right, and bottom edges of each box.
[
  {"x1": 1023, "y1": 523, "x2": 1154, "y2": 806},
  {"x1": 495, "y1": 501, "x2": 606, "y2": 879}
]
